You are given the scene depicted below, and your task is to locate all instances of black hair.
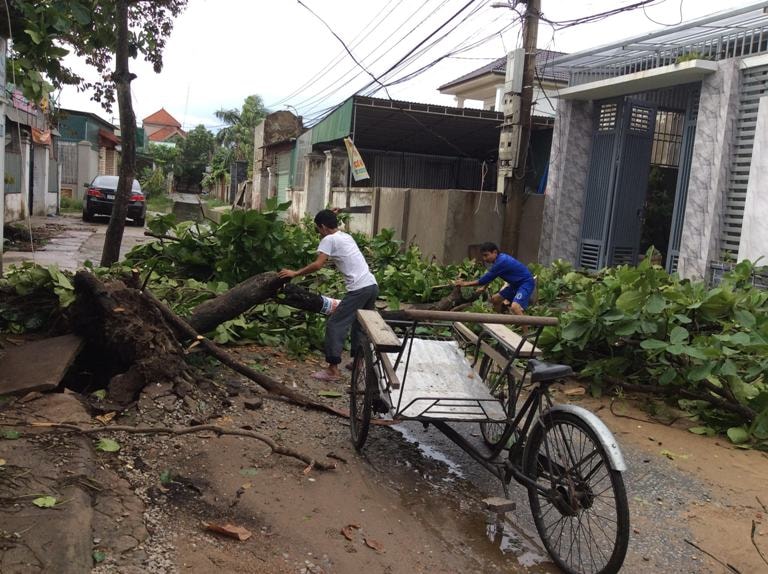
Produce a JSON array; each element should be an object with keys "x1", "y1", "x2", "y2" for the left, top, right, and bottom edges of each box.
[
  {"x1": 479, "y1": 241, "x2": 499, "y2": 253},
  {"x1": 314, "y1": 209, "x2": 338, "y2": 229}
]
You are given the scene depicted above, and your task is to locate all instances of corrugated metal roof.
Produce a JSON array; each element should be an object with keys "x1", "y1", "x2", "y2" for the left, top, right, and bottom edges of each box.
[{"x1": 438, "y1": 49, "x2": 569, "y2": 91}]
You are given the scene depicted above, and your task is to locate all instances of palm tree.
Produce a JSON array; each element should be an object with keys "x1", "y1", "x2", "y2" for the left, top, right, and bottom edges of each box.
[{"x1": 214, "y1": 95, "x2": 268, "y2": 165}]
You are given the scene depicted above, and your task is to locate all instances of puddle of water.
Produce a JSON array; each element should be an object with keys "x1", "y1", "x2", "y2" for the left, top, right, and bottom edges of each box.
[
  {"x1": 486, "y1": 515, "x2": 550, "y2": 569},
  {"x1": 393, "y1": 423, "x2": 465, "y2": 478}
]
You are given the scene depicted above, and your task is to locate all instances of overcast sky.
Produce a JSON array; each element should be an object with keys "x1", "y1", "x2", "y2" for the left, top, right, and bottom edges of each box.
[{"x1": 55, "y1": 0, "x2": 762, "y2": 131}]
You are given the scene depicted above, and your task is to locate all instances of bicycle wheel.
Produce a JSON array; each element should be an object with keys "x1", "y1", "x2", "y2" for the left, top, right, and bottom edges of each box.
[
  {"x1": 349, "y1": 337, "x2": 375, "y2": 451},
  {"x1": 479, "y1": 358, "x2": 514, "y2": 449},
  {"x1": 524, "y1": 412, "x2": 629, "y2": 574}
]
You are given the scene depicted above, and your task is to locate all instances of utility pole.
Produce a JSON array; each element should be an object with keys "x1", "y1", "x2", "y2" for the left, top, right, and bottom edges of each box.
[{"x1": 497, "y1": 0, "x2": 540, "y2": 258}]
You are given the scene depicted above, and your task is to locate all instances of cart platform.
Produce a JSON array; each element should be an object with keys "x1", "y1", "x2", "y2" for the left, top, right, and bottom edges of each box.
[{"x1": 386, "y1": 338, "x2": 507, "y2": 422}]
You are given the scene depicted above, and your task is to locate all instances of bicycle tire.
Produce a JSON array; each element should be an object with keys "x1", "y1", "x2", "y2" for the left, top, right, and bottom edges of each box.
[
  {"x1": 479, "y1": 356, "x2": 514, "y2": 449},
  {"x1": 349, "y1": 337, "x2": 375, "y2": 451},
  {"x1": 523, "y1": 412, "x2": 629, "y2": 574}
]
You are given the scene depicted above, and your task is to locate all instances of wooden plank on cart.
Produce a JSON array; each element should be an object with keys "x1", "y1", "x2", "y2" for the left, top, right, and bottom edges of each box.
[
  {"x1": 481, "y1": 323, "x2": 541, "y2": 357},
  {"x1": 357, "y1": 310, "x2": 401, "y2": 352},
  {"x1": 379, "y1": 353, "x2": 401, "y2": 390},
  {"x1": 453, "y1": 322, "x2": 478, "y2": 345},
  {"x1": 483, "y1": 497, "x2": 517, "y2": 513}
]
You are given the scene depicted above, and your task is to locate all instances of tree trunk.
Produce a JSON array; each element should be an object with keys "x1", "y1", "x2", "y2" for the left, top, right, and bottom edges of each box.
[
  {"x1": 187, "y1": 272, "x2": 288, "y2": 333},
  {"x1": 101, "y1": 0, "x2": 137, "y2": 267}
]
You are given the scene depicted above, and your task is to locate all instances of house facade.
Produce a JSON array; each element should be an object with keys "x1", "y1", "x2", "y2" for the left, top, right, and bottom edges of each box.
[
  {"x1": 4, "y1": 87, "x2": 59, "y2": 220},
  {"x1": 539, "y1": 3, "x2": 768, "y2": 281},
  {"x1": 438, "y1": 49, "x2": 568, "y2": 118},
  {"x1": 57, "y1": 108, "x2": 121, "y2": 201},
  {"x1": 142, "y1": 108, "x2": 185, "y2": 145},
  {"x1": 262, "y1": 96, "x2": 544, "y2": 264}
]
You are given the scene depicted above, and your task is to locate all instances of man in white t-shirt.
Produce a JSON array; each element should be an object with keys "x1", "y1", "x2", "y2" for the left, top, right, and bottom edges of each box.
[{"x1": 278, "y1": 209, "x2": 379, "y2": 381}]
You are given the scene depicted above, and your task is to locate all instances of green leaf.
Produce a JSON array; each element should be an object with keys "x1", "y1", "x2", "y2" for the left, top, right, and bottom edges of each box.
[
  {"x1": 71, "y1": 3, "x2": 92, "y2": 25},
  {"x1": 1, "y1": 430, "x2": 20, "y2": 440},
  {"x1": 24, "y1": 29, "x2": 42, "y2": 44},
  {"x1": 673, "y1": 313, "x2": 692, "y2": 324},
  {"x1": 666, "y1": 343, "x2": 685, "y2": 355},
  {"x1": 688, "y1": 363, "x2": 713, "y2": 381},
  {"x1": 734, "y1": 309, "x2": 756, "y2": 328},
  {"x1": 727, "y1": 426, "x2": 750, "y2": 444},
  {"x1": 682, "y1": 345, "x2": 708, "y2": 360},
  {"x1": 616, "y1": 290, "x2": 645, "y2": 313},
  {"x1": 659, "y1": 368, "x2": 676, "y2": 385},
  {"x1": 95, "y1": 438, "x2": 120, "y2": 452},
  {"x1": 92, "y1": 389, "x2": 107, "y2": 400},
  {"x1": 159, "y1": 470, "x2": 173, "y2": 485},
  {"x1": 688, "y1": 426, "x2": 715, "y2": 436},
  {"x1": 239, "y1": 467, "x2": 259, "y2": 477},
  {"x1": 645, "y1": 293, "x2": 666, "y2": 314},
  {"x1": 32, "y1": 496, "x2": 57, "y2": 508},
  {"x1": 669, "y1": 326, "x2": 689, "y2": 345},
  {"x1": 92, "y1": 550, "x2": 107, "y2": 564},
  {"x1": 561, "y1": 320, "x2": 591, "y2": 341},
  {"x1": 640, "y1": 339, "x2": 667, "y2": 350},
  {"x1": 318, "y1": 390, "x2": 343, "y2": 398}
]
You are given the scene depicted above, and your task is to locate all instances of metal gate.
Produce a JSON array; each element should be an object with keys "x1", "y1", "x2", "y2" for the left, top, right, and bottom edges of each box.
[
  {"x1": 578, "y1": 98, "x2": 657, "y2": 270},
  {"x1": 665, "y1": 88, "x2": 700, "y2": 273}
]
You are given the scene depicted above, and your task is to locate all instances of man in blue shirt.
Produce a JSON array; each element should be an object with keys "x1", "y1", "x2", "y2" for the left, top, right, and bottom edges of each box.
[{"x1": 455, "y1": 242, "x2": 535, "y2": 315}]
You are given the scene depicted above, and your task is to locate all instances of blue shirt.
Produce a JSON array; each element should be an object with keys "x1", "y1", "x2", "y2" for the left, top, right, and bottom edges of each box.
[{"x1": 477, "y1": 253, "x2": 533, "y2": 290}]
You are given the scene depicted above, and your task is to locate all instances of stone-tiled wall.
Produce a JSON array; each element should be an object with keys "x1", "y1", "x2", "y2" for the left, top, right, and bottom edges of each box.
[
  {"x1": 677, "y1": 59, "x2": 740, "y2": 280},
  {"x1": 738, "y1": 94, "x2": 768, "y2": 263},
  {"x1": 538, "y1": 99, "x2": 595, "y2": 265}
]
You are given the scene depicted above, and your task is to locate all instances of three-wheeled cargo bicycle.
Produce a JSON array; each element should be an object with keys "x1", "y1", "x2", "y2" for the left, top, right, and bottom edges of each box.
[{"x1": 349, "y1": 308, "x2": 630, "y2": 574}]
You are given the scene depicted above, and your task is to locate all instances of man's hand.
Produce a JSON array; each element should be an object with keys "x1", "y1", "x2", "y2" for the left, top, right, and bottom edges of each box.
[
  {"x1": 278, "y1": 269, "x2": 298, "y2": 279},
  {"x1": 454, "y1": 279, "x2": 469, "y2": 287}
]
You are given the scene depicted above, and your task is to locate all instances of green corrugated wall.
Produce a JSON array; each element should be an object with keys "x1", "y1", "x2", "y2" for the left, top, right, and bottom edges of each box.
[{"x1": 310, "y1": 97, "x2": 353, "y2": 145}]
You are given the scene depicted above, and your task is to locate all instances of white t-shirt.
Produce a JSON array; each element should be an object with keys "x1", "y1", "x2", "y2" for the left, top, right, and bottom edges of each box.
[{"x1": 317, "y1": 231, "x2": 377, "y2": 292}]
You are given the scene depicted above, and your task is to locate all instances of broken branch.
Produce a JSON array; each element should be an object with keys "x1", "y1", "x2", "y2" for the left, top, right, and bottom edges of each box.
[{"x1": 30, "y1": 422, "x2": 336, "y2": 471}]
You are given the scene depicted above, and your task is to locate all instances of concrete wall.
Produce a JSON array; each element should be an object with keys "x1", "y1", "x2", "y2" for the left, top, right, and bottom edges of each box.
[
  {"x1": 678, "y1": 59, "x2": 740, "y2": 280},
  {"x1": 538, "y1": 99, "x2": 595, "y2": 266},
  {"x1": 320, "y1": 186, "x2": 542, "y2": 264},
  {"x1": 32, "y1": 145, "x2": 50, "y2": 216},
  {"x1": 738, "y1": 94, "x2": 768, "y2": 263},
  {"x1": 76, "y1": 141, "x2": 99, "y2": 200}
]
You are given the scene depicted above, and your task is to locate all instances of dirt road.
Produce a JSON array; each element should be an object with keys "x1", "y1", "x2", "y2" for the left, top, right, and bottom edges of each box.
[{"x1": 2, "y1": 345, "x2": 767, "y2": 574}]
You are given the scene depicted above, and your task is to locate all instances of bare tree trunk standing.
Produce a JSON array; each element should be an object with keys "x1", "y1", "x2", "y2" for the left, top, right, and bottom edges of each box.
[{"x1": 101, "y1": 0, "x2": 137, "y2": 267}]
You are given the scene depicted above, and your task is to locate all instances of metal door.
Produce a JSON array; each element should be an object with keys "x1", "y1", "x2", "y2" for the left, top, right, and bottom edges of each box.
[
  {"x1": 666, "y1": 88, "x2": 700, "y2": 273},
  {"x1": 578, "y1": 98, "x2": 657, "y2": 270}
]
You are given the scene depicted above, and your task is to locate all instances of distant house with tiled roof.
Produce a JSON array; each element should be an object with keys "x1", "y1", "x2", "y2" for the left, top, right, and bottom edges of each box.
[
  {"x1": 438, "y1": 49, "x2": 568, "y2": 118},
  {"x1": 143, "y1": 108, "x2": 186, "y2": 144}
]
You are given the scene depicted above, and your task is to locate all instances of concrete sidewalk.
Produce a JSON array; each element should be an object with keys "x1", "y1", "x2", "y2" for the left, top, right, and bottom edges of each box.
[{"x1": 3, "y1": 214, "x2": 151, "y2": 272}]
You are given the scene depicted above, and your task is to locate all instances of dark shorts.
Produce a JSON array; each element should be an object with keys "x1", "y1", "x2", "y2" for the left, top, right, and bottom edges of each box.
[{"x1": 500, "y1": 280, "x2": 535, "y2": 310}]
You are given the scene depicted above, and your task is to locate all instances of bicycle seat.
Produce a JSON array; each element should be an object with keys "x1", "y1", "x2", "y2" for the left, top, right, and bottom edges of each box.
[{"x1": 527, "y1": 359, "x2": 573, "y2": 383}]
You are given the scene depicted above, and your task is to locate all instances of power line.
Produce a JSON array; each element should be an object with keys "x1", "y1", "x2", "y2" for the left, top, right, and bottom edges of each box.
[
  {"x1": 296, "y1": 0, "x2": 393, "y2": 99},
  {"x1": 269, "y1": 0, "x2": 404, "y2": 109},
  {"x1": 291, "y1": 0, "x2": 451, "y2": 115}
]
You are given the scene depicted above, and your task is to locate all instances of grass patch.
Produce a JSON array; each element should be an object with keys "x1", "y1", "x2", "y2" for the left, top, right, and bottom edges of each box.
[
  {"x1": 203, "y1": 197, "x2": 231, "y2": 209},
  {"x1": 147, "y1": 194, "x2": 174, "y2": 213},
  {"x1": 60, "y1": 196, "x2": 83, "y2": 212}
]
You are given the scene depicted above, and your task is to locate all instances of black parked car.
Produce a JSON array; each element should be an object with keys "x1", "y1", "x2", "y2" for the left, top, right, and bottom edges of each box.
[{"x1": 82, "y1": 175, "x2": 146, "y2": 226}]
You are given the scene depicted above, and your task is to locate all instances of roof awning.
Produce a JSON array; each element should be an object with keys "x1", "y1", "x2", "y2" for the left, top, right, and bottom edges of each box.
[
  {"x1": 557, "y1": 59, "x2": 718, "y2": 100},
  {"x1": 98, "y1": 128, "x2": 120, "y2": 145}
]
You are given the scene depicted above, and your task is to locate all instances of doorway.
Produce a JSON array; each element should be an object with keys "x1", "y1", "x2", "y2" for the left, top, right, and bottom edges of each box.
[{"x1": 577, "y1": 87, "x2": 698, "y2": 272}]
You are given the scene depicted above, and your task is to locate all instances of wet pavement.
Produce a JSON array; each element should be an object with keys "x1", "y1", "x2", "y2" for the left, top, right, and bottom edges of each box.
[{"x1": 3, "y1": 213, "x2": 151, "y2": 272}]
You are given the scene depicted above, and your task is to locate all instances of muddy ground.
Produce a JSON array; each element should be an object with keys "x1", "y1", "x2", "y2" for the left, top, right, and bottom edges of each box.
[{"x1": 1, "y1": 343, "x2": 767, "y2": 574}]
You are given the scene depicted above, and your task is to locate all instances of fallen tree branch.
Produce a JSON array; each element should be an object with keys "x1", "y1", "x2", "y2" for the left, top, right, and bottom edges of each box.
[
  {"x1": 29, "y1": 422, "x2": 336, "y2": 472},
  {"x1": 752, "y1": 520, "x2": 768, "y2": 568},
  {"x1": 142, "y1": 288, "x2": 347, "y2": 418},
  {"x1": 606, "y1": 377, "x2": 756, "y2": 422},
  {"x1": 684, "y1": 539, "x2": 741, "y2": 573},
  {"x1": 143, "y1": 231, "x2": 180, "y2": 241}
]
